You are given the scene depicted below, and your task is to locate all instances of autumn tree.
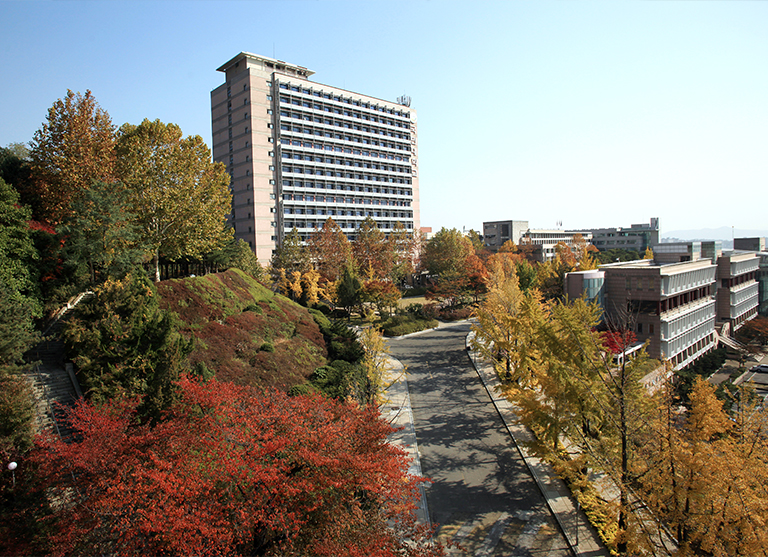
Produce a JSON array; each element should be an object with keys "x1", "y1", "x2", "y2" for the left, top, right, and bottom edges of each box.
[
  {"x1": 388, "y1": 221, "x2": 416, "y2": 284},
  {"x1": 423, "y1": 227, "x2": 474, "y2": 307},
  {"x1": 638, "y1": 378, "x2": 768, "y2": 555},
  {"x1": 353, "y1": 217, "x2": 393, "y2": 280},
  {"x1": 361, "y1": 279, "x2": 402, "y2": 319},
  {"x1": 309, "y1": 218, "x2": 353, "y2": 282},
  {"x1": 28, "y1": 377, "x2": 443, "y2": 557},
  {"x1": 471, "y1": 256, "x2": 544, "y2": 384},
  {"x1": 539, "y1": 300, "x2": 655, "y2": 554},
  {"x1": 116, "y1": 119, "x2": 232, "y2": 281},
  {"x1": 269, "y1": 227, "x2": 310, "y2": 282},
  {"x1": 357, "y1": 326, "x2": 391, "y2": 406},
  {"x1": 464, "y1": 253, "x2": 489, "y2": 302},
  {"x1": 29, "y1": 90, "x2": 117, "y2": 224}
]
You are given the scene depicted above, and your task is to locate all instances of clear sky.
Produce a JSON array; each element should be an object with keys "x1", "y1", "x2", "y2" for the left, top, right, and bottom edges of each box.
[{"x1": 2, "y1": 0, "x2": 766, "y2": 236}]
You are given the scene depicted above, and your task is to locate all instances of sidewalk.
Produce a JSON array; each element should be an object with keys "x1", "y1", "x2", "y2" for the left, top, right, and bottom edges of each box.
[
  {"x1": 466, "y1": 332, "x2": 610, "y2": 557},
  {"x1": 381, "y1": 355, "x2": 430, "y2": 526}
]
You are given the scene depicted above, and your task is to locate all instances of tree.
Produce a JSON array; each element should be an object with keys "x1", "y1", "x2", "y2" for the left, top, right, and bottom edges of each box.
[
  {"x1": 0, "y1": 281, "x2": 37, "y2": 461},
  {"x1": 336, "y1": 264, "x2": 362, "y2": 318},
  {"x1": 116, "y1": 119, "x2": 232, "y2": 281},
  {"x1": 643, "y1": 247, "x2": 654, "y2": 260},
  {"x1": 388, "y1": 221, "x2": 415, "y2": 284},
  {"x1": 308, "y1": 218, "x2": 352, "y2": 282},
  {"x1": 423, "y1": 228, "x2": 474, "y2": 307},
  {"x1": 269, "y1": 228, "x2": 310, "y2": 282},
  {"x1": 357, "y1": 327, "x2": 391, "y2": 406},
  {"x1": 58, "y1": 180, "x2": 145, "y2": 286},
  {"x1": 353, "y1": 217, "x2": 393, "y2": 280},
  {"x1": 361, "y1": 279, "x2": 402, "y2": 319},
  {"x1": 540, "y1": 300, "x2": 654, "y2": 554},
  {"x1": 28, "y1": 376, "x2": 443, "y2": 557},
  {"x1": 0, "y1": 177, "x2": 40, "y2": 317},
  {"x1": 471, "y1": 257, "x2": 543, "y2": 385},
  {"x1": 207, "y1": 237, "x2": 264, "y2": 281},
  {"x1": 62, "y1": 270, "x2": 192, "y2": 421},
  {"x1": 464, "y1": 253, "x2": 489, "y2": 302},
  {"x1": 29, "y1": 90, "x2": 116, "y2": 224},
  {"x1": 423, "y1": 227, "x2": 473, "y2": 278}
]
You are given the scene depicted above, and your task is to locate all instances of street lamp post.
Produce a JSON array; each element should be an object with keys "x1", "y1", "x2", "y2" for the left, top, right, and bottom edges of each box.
[{"x1": 8, "y1": 461, "x2": 17, "y2": 488}]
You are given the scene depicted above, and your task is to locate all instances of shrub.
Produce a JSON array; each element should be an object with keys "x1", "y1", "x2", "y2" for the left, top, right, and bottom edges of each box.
[
  {"x1": 439, "y1": 306, "x2": 473, "y2": 321},
  {"x1": 260, "y1": 342, "x2": 275, "y2": 353},
  {"x1": 421, "y1": 303, "x2": 441, "y2": 320},
  {"x1": 380, "y1": 315, "x2": 438, "y2": 337},
  {"x1": 243, "y1": 303, "x2": 263, "y2": 314}
]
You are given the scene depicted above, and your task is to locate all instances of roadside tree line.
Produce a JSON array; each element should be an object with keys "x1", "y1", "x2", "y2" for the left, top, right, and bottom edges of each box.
[{"x1": 472, "y1": 257, "x2": 768, "y2": 556}]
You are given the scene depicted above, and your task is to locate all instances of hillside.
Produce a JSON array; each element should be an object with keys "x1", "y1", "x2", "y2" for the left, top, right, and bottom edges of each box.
[{"x1": 156, "y1": 269, "x2": 327, "y2": 391}]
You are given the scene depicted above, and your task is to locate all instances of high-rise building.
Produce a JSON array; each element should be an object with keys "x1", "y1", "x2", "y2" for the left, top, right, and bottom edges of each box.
[{"x1": 211, "y1": 52, "x2": 420, "y2": 264}]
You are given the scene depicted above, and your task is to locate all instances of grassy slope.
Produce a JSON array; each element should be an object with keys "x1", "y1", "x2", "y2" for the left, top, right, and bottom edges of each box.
[{"x1": 156, "y1": 269, "x2": 327, "y2": 391}]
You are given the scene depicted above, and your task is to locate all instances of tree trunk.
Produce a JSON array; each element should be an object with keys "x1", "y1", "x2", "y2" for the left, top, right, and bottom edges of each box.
[{"x1": 154, "y1": 249, "x2": 161, "y2": 282}]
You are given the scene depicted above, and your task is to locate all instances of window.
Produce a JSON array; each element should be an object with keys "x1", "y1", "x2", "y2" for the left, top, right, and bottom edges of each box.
[{"x1": 266, "y1": 95, "x2": 272, "y2": 101}]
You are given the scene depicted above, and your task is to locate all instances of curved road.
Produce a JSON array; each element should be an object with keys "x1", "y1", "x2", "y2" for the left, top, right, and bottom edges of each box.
[{"x1": 389, "y1": 323, "x2": 570, "y2": 556}]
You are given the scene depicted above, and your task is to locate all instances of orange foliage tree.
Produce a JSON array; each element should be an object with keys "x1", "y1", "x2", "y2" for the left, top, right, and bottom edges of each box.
[
  {"x1": 309, "y1": 218, "x2": 353, "y2": 282},
  {"x1": 29, "y1": 90, "x2": 117, "y2": 224},
  {"x1": 27, "y1": 376, "x2": 444, "y2": 557}
]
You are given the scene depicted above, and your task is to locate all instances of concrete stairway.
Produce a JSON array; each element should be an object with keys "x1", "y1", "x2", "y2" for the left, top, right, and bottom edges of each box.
[{"x1": 25, "y1": 293, "x2": 90, "y2": 442}]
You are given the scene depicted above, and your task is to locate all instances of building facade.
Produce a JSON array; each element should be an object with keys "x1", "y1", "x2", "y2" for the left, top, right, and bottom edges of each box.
[
  {"x1": 599, "y1": 259, "x2": 718, "y2": 370},
  {"x1": 578, "y1": 218, "x2": 660, "y2": 253},
  {"x1": 565, "y1": 242, "x2": 761, "y2": 369},
  {"x1": 211, "y1": 52, "x2": 419, "y2": 264},
  {"x1": 482, "y1": 220, "x2": 529, "y2": 251},
  {"x1": 734, "y1": 237, "x2": 766, "y2": 252},
  {"x1": 716, "y1": 252, "x2": 760, "y2": 332}
]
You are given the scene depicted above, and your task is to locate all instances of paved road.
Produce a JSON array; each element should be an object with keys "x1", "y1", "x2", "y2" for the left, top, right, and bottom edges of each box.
[{"x1": 389, "y1": 323, "x2": 571, "y2": 556}]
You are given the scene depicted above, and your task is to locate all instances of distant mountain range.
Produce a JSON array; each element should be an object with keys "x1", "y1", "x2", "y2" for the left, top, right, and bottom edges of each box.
[{"x1": 662, "y1": 227, "x2": 768, "y2": 247}]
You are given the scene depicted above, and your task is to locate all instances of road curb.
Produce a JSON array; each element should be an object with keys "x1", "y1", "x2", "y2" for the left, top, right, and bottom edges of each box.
[
  {"x1": 465, "y1": 331, "x2": 610, "y2": 557},
  {"x1": 381, "y1": 356, "x2": 431, "y2": 528}
]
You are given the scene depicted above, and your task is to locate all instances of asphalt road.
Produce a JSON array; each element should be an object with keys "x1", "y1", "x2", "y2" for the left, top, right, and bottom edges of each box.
[{"x1": 388, "y1": 323, "x2": 571, "y2": 556}]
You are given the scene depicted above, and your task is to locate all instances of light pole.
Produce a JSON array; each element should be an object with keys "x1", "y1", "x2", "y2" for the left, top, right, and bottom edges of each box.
[{"x1": 8, "y1": 461, "x2": 17, "y2": 488}]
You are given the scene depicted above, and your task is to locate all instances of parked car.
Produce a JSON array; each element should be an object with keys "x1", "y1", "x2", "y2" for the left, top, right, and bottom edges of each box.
[{"x1": 750, "y1": 364, "x2": 768, "y2": 373}]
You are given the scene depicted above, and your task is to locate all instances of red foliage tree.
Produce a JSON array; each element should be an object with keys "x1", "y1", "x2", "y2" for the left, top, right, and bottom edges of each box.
[
  {"x1": 601, "y1": 329, "x2": 638, "y2": 355},
  {"x1": 28, "y1": 377, "x2": 443, "y2": 557}
]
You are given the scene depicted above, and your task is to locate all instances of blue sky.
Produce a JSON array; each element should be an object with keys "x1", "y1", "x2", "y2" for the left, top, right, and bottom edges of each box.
[{"x1": 2, "y1": 0, "x2": 766, "y2": 236}]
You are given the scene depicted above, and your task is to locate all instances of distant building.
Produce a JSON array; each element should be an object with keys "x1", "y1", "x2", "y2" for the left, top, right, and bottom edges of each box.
[
  {"x1": 482, "y1": 220, "x2": 529, "y2": 251},
  {"x1": 520, "y1": 229, "x2": 593, "y2": 262},
  {"x1": 577, "y1": 218, "x2": 660, "y2": 253},
  {"x1": 734, "y1": 237, "x2": 766, "y2": 251},
  {"x1": 564, "y1": 242, "x2": 760, "y2": 369},
  {"x1": 484, "y1": 217, "x2": 659, "y2": 261},
  {"x1": 211, "y1": 52, "x2": 419, "y2": 264},
  {"x1": 758, "y1": 253, "x2": 768, "y2": 316},
  {"x1": 716, "y1": 251, "x2": 760, "y2": 332}
]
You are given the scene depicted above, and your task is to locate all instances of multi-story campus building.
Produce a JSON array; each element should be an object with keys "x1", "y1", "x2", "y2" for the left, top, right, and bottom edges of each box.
[
  {"x1": 211, "y1": 52, "x2": 419, "y2": 264},
  {"x1": 483, "y1": 218, "x2": 658, "y2": 261},
  {"x1": 576, "y1": 218, "x2": 660, "y2": 253},
  {"x1": 565, "y1": 244, "x2": 760, "y2": 370},
  {"x1": 716, "y1": 252, "x2": 760, "y2": 332}
]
